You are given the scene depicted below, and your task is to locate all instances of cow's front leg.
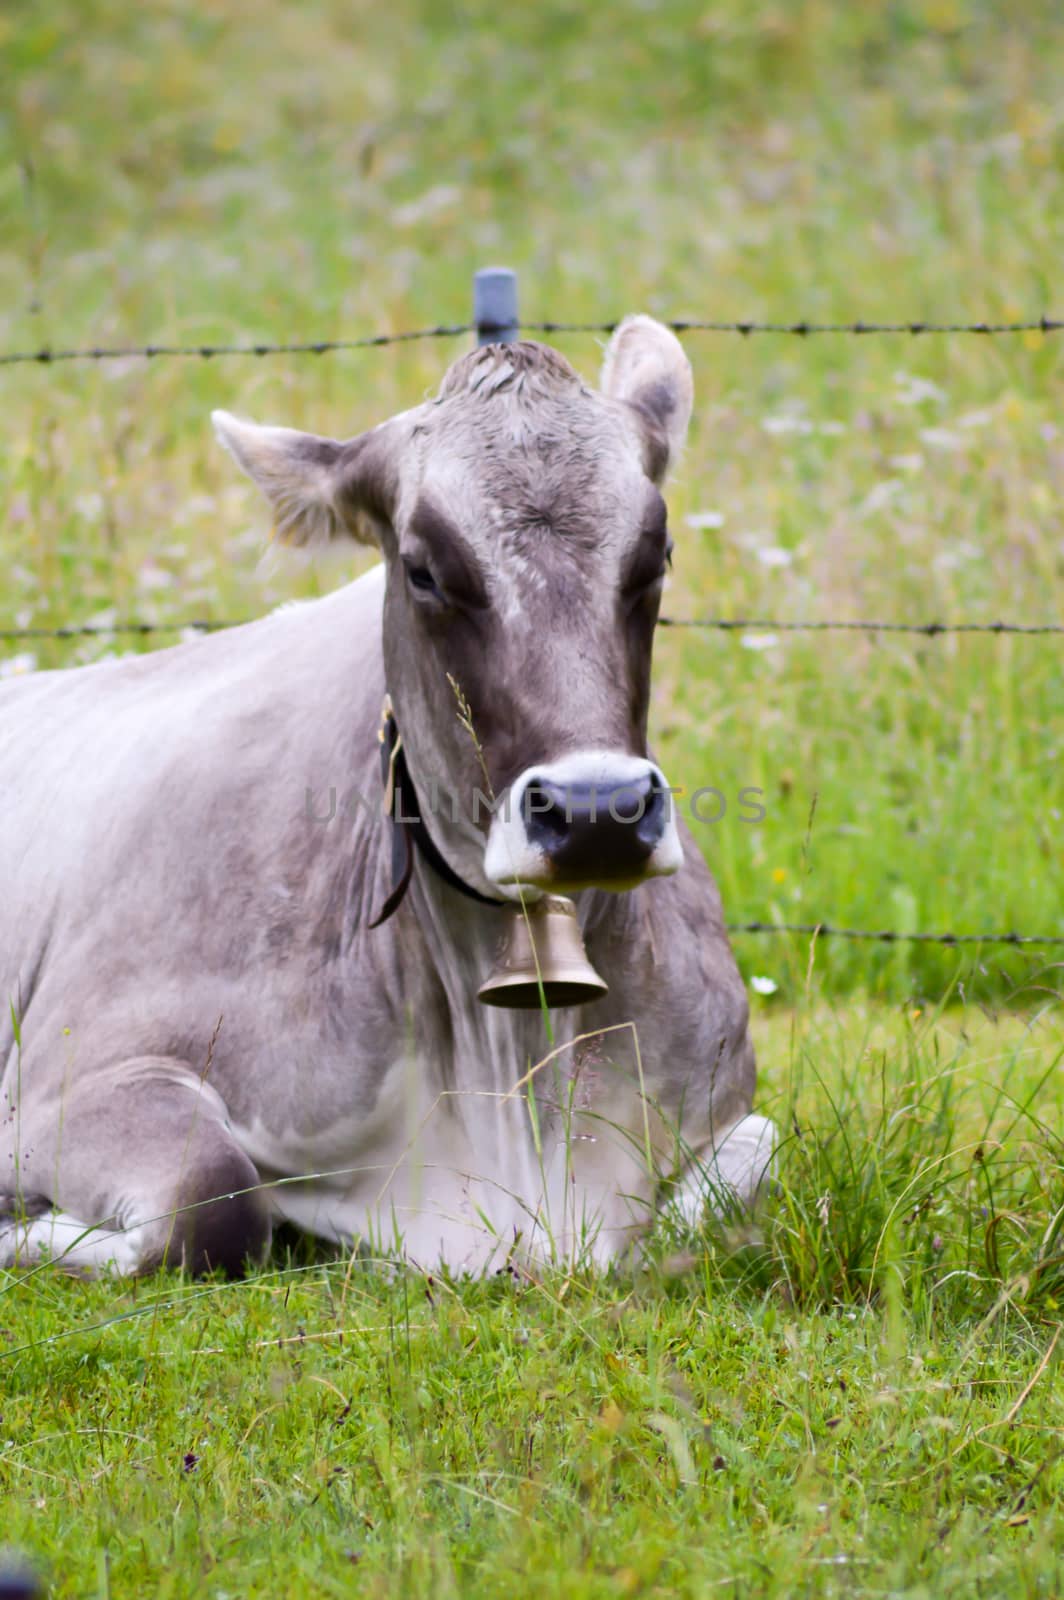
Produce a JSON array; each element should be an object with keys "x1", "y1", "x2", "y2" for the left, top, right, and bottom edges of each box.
[
  {"x1": 667, "y1": 1112, "x2": 778, "y2": 1226},
  {"x1": 576, "y1": 851, "x2": 779, "y2": 1255},
  {"x1": 552, "y1": 1025, "x2": 777, "y2": 1263},
  {"x1": 532, "y1": 1064, "x2": 667, "y2": 1267},
  {"x1": 534, "y1": 1036, "x2": 774, "y2": 1265},
  {"x1": 0, "y1": 1056, "x2": 271, "y2": 1276}
]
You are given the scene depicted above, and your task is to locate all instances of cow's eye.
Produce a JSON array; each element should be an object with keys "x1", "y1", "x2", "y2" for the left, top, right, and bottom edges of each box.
[
  {"x1": 624, "y1": 529, "x2": 673, "y2": 603},
  {"x1": 404, "y1": 561, "x2": 445, "y2": 603},
  {"x1": 625, "y1": 556, "x2": 670, "y2": 601}
]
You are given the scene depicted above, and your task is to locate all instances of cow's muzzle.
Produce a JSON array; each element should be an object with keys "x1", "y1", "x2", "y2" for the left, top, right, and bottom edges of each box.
[{"x1": 482, "y1": 751, "x2": 683, "y2": 894}]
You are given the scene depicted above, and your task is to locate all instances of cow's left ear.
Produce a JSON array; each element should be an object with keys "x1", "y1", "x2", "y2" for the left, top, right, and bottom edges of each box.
[
  {"x1": 600, "y1": 316, "x2": 694, "y2": 484},
  {"x1": 211, "y1": 412, "x2": 398, "y2": 547}
]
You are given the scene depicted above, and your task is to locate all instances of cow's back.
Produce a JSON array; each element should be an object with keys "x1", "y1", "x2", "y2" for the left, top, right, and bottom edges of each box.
[{"x1": 0, "y1": 566, "x2": 388, "y2": 1073}]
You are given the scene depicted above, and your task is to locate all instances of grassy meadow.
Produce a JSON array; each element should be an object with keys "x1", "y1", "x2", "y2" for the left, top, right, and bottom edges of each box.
[{"x1": 1, "y1": 1, "x2": 1062, "y2": 1595}]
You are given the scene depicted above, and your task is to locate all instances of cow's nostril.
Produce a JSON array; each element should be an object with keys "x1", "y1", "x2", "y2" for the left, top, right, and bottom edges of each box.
[
  {"x1": 634, "y1": 775, "x2": 667, "y2": 847},
  {"x1": 523, "y1": 780, "x2": 569, "y2": 840},
  {"x1": 609, "y1": 772, "x2": 656, "y2": 823}
]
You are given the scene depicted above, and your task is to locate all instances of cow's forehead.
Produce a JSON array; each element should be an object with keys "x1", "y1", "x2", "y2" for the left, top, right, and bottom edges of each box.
[
  {"x1": 397, "y1": 341, "x2": 649, "y2": 553},
  {"x1": 436, "y1": 339, "x2": 590, "y2": 403}
]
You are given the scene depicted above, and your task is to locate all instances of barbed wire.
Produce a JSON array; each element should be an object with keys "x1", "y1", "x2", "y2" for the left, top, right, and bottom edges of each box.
[
  {"x1": 726, "y1": 922, "x2": 1064, "y2": 947},
  {"x1": 1, "y1": 314, "x2": 1061, "y2": 366},
  {"x1": 660, "y1": 617, "x2": 1064, "y2": 637},
  {"x1": 0, "y1": 325, "x2": 474, "y2": 367},
  {"x1": 529, "y1": 316, "x2": 1064, "y2": 338},
  {"x1": 2, "y1": 614, "x2": 1060, "y2": 644},
  {"x1": 0, "y1": 620, "x2": 236, "y2": 641}
]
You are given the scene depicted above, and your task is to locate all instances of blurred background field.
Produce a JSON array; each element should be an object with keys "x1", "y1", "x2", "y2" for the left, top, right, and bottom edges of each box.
[{"x1": 1, "y1": 6, "x2": 1062, "y2": 1594}]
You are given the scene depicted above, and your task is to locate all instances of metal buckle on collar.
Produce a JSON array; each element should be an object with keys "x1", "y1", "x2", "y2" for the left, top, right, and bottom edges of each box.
[{"x1": 378, "y1": 697, "x2": 403, "y2": 819}]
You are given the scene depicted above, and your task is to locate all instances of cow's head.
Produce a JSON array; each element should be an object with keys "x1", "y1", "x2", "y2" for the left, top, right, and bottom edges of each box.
[{"x1": 214, "y1": 317, "x2": 692, "y2": 900}]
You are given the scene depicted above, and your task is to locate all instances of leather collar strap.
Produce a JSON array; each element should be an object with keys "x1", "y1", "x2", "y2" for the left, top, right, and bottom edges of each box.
[{"x1": 369, "y1": 705, "x2": 506, "y2": 928}]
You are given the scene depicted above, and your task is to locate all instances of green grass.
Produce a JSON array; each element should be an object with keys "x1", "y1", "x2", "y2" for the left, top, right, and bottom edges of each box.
[
  {"x1": 2, "y1": 1003, "x2": 1062, "y2": 1598},
  {"x1": 1, "y1": 1, "x2": 1063, "y2": 1594}
]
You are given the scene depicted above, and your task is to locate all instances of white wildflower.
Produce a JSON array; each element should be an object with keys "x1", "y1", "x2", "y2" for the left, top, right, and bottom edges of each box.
[
  {"x1": 893, "y1": 373, "x2": 947, "y2": 406},
  {"x1": 762, "y1": 414, "x2": 813, "y2": 436},
  {"x1": 137, "y1": 562, "x2": 176, "y2": 592},
  {"x1": 858, "y1": 480, "x2": 901, "y2": 517},
  {"x1": 956, "y1": 408, "x2": 996, "y2": 430},
  {"x1": 0, "y1": 653, "x2": 38, "y2": 679},
  {"x1": 919, "y1": 427, "x2": 966, "y2": 452},
  {"x1": 750, "y1": 975, "x2": 778, "y2": 995},
  {"x1": 393, "y1": 184, "x2": 461, "y2": 227},
  {"x1": 934, "y1": 540, "x2": 981, "y2": 571},
  {"x1": 73, "y1": 493, "x2": 104, "y2": 523}
]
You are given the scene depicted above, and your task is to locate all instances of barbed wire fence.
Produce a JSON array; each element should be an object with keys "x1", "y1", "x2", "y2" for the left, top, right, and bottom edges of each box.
[
  {"x1": 3, "y1": 269, "x2": 1061, "y2": 955},
  {"x1": 1, "y1": 315, "x2": 1061, "y2": 367},
  {"x1": 2, "y1": 616, "x2": 1062, "y2": 643}
]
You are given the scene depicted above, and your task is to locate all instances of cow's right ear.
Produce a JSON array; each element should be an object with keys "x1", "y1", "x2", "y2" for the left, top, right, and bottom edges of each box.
[
  {"x1": 600, "y1": 316, "x2": 694, "y2": 484},
  {"x1": 211, "y1": 412, "x2": 397, "y2": 548}
]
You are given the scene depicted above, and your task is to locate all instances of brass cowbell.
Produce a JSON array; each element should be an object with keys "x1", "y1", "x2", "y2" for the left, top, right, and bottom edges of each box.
[{"x1": 477, "y1": 895, "x2": 608, "y2": 1010}]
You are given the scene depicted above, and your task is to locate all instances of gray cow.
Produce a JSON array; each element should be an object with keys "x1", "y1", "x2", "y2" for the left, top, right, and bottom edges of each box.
[{"x1": 0, "y1": 317, "x2": 775, "y2": 1277}]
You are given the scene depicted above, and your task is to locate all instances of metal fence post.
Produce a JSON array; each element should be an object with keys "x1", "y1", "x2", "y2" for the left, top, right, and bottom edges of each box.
[{"x1": 473, "y1": 268, "x2": 519, "y2": 346}]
